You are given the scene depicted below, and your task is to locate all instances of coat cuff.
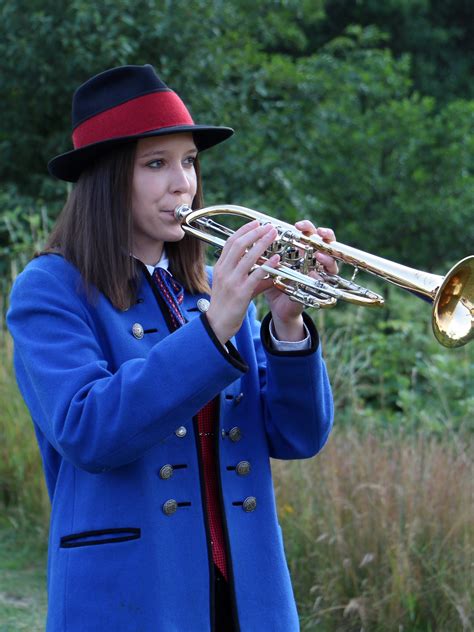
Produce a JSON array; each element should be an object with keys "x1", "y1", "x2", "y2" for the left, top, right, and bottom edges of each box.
[
  {"x1": 261, "y1": 312, "x2": 319, "y2": 356},
  {"x1": 200, "y1": 313, "x2": 249, "y2": 373},
  {"x1": 269, "y1": 319, "x2": 311, "y2": 351}
]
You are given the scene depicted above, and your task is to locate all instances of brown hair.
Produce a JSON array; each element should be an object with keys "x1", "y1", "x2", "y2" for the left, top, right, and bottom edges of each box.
[{"x1": 42, "y1": 142, "x2": 210, "y2": 310}]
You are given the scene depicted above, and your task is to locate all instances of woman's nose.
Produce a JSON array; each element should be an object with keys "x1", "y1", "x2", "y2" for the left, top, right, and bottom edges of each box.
[{"x1": 169, "y1": 164, "x2": 191, "y2": 193}]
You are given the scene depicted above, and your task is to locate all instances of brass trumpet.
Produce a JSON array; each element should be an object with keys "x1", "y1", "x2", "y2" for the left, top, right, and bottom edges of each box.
[{"x1": 175, "y1": 204, "x2": 474, "y2": 348}]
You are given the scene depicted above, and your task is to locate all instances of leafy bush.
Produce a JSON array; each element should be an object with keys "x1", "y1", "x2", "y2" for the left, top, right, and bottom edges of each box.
[
  {"x1": 0, "y1": 186, "x2": 53, "y2": 327},
  {"x1": 318, "y1": 288, "x2": 473, "y2": 436}
]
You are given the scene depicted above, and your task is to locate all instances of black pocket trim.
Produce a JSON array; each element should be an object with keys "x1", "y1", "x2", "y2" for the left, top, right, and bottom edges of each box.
[{"x1": 60, "y1": 527, "x2": 141, "y2": 548}]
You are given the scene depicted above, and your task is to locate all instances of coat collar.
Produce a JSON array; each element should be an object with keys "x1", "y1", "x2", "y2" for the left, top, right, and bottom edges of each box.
[{"x1": 137, "y1": 258, "x2": 210, "y2": 316}]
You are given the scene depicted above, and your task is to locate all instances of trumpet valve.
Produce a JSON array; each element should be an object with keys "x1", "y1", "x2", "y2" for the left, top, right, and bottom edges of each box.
[{"x1": 280, "y1": 247, "x2": 300, "y2": 266}]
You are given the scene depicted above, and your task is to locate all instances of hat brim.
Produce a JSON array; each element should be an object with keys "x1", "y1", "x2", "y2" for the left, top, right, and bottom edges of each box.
[{"x1": 47, "y1": 125, "x2": 234, "y2": 182}]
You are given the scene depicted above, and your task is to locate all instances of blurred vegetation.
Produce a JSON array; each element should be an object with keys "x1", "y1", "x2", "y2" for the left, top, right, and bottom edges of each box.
[
  {"x1": 274, "y1": 431, "x2": 473, "y2": 631},
  {"x1": 320, "y1": 292, "x2": 473, "y2": 437},
  {"x1": 0, "y1": 520, "x2": 48, "y2": 631},
  {"x1": 1, "y1": 319, "x2": 472, "y2": 630},
  {"x1": 1, "y1": 0, "x2": 473, "y2": 282},
  {"x1": 1, "y1": 1, "x2": 473, "y2": 630}
]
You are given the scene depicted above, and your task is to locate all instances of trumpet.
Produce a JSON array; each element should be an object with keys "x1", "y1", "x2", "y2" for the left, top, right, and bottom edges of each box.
[{"x1": 174, "y1": 204, "x2": 474, "y2": 348}]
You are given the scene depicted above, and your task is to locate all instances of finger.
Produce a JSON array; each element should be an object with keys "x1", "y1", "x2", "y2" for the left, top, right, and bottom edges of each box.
[
  {"x1": 221, "y1": 223, "x2": 275, "y2": 270},
  {"x1": 316, "y1": 226, "x2": 336, "y2": 242},
  {"x1": 233, "y1": 224, "x2": 278, "y2": 273},
  {"x1": 252, "y1": 276, "x2": 276, "y2": 297},
  {"x1": 316, "y1": 252, "x2": 339, "y2": 275},
  {"x1": 248, "y1": 254, "x2": 280, "y2": 294},
  {"x1": 295, "y1": 219, "x2": 318, "y2": 235},
  {"x1": 217, "y1": 220, "x2": 260, "y2": 266},
  {"x1": 294, "y1": 220, "x2": 319, "y2": 260}
]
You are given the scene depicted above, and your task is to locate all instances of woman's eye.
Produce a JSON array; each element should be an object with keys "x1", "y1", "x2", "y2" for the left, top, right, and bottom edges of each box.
[
  {"x1": 184, "y1": 155, "x2": 197, "y2": 166},
  {"x1": 147, "y1": 160, "x2": 164, "y2": 169}
]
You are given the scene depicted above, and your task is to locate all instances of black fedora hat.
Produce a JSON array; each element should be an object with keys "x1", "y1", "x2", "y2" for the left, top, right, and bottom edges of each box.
[{"x1": 48, "y1": 64, "x2": 234, "y2": 182}]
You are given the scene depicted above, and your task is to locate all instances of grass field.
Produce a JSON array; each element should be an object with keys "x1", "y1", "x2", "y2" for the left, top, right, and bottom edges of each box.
[
  {"x1": 0, "y1": 522, "x2": 47, "y2": 631},
  {"x1": 1, "y1": 320, "x2": 472, "y2": 631},
  {"x1": 1, "y1": 429, "x2": 472, "y2": 631}
]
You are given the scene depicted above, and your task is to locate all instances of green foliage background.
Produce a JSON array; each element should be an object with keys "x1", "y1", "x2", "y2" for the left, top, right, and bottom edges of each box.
[
  {"x1": 0, "y1": 1, "x2": 473, "y2": 630},
  {"x1": 1, "y1": 0, "x2": 474, "y2": 274}
]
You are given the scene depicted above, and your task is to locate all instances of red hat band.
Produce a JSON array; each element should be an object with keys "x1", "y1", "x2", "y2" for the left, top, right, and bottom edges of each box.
[{"x1": 72, "y1": 91, "x2": 194, "y2": 150}]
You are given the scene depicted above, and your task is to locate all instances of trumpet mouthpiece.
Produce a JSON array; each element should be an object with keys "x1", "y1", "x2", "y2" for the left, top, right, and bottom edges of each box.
[{"x1": 174, "y1": 204, "x2": 191, "y2": 220}]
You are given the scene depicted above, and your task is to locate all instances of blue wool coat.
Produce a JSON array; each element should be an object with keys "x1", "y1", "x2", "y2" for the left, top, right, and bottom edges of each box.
[{"x1": 7, "y1": 254, "x2": 333, "y2": 632}]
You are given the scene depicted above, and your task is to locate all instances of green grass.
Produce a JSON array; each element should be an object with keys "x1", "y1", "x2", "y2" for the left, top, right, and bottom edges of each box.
[
  {"x1": 0, "y1": 335, "x2": 49, "y2": 630},
  {"x1": 0, "y1": 335, "x2": 50, "y2": 523},
  {"x1": 0, "y1": 520, "x2": 47, "y2": 631}
]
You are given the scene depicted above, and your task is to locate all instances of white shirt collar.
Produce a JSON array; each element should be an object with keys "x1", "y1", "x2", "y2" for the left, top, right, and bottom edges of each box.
[{"x1": 144, "y1": 250, "x2": 169, "y2": 275}]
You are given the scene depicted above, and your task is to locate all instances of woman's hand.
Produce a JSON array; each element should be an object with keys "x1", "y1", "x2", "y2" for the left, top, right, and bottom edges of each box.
[
  {"x1": 259, "y1": 220, "x2": 338, "y2": 342},
  {"x1": 206, "y1": 218, "x2": 338, "y2": 345},
  {"x1": 206, "y1": 220, "x2": 280, "y2": 345}
]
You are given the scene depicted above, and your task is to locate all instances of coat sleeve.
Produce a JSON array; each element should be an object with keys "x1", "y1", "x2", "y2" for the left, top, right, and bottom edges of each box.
[
  {"x1": 7, "y1": 264, "x2": 248, "y2": 473},
  {"x1": 247, "y1": 303, "x2": 333, "y2": 460}
]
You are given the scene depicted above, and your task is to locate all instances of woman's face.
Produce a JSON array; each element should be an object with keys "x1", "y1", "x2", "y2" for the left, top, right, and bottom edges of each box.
[{"x1": 131, "y1": 133, "x2": 198, "y2": 264}]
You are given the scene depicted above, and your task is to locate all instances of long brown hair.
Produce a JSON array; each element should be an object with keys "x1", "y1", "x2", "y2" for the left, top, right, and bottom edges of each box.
[{"x1": 42, "y1": 142, "x2": 210, "y2": 309}]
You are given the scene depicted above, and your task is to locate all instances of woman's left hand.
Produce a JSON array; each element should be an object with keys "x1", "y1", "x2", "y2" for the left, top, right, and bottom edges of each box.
[{"x1": 255, "y1": 219, "x2": 338, "y2": 341}]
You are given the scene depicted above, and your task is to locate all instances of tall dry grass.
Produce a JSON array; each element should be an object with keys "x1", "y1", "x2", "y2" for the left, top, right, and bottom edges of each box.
[
  {"x1": 0, "y1": 334, "x2": 49, "y2": 526},
  {"x1": 1, "y1": 310, "x2": 472, "y2": 630},
  {"x1": 274, "y1": 432, "x2": 473, "y2": 631}
]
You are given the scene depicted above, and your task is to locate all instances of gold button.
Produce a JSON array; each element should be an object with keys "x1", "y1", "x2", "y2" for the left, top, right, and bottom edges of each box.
[
  {"x1": 162, "y1": 499, "x2": 178, "y2": 516},
  {"x1": 132, "y1": 323, "x2": 144, "y2": 339},
  {"x1": 229, "y1": 427, "x2": 242, "y2": 442},
  {"x1": 242, "y1": 496, "x2": 257, "y2": 512},
  {"x1": 236, "y1": 461, "x2": 251, "y2": 476},
  {"x1": 159, "y1": 465, "x2": 173, "y2": 480}
]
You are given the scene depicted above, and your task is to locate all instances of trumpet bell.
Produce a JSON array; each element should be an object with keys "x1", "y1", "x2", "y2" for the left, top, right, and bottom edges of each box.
[{"x1": 433, "y1": 256, "x2": 474, "y2": 348}]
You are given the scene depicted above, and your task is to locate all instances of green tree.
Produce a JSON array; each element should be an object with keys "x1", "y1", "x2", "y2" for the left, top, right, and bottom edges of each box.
[
  {"x1": 1, "y1": 1, "x2": 472, "y2": 284},
  {"x1": 316, "y1": 0, "x2": 474, "y2": 102}
]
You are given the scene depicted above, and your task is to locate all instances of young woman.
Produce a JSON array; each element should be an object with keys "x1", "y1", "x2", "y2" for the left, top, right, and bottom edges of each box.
[{"x1": 7, "y1": 64, "x2": 335, "y2": 632}]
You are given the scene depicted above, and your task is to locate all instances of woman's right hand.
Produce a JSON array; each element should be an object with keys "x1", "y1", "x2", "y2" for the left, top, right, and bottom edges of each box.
[{"x1": 205, "y1": 220, "x2": 280, "y2": 345}]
